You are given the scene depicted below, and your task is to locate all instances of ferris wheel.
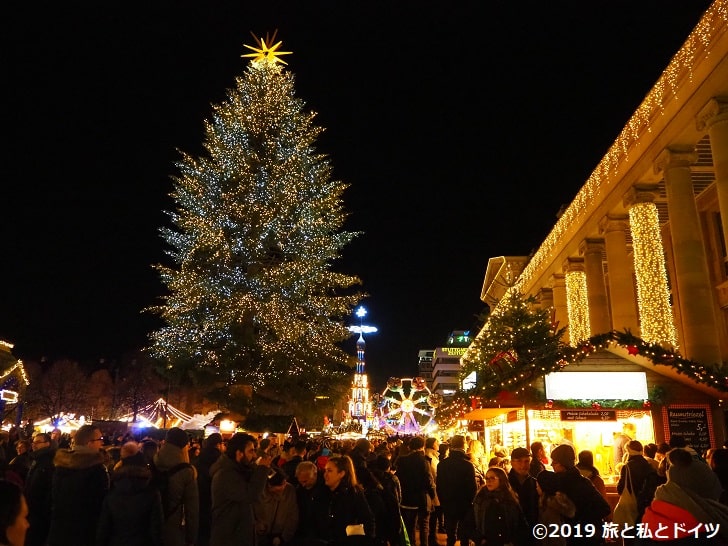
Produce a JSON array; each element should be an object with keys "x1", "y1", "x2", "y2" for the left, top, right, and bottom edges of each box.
[{"x1": 378, "y1": 377, "x2": 442, "y2": 434}]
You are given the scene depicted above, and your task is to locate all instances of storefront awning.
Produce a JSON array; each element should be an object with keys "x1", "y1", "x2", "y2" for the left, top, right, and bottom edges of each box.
[{"x1": 462, "y1": 407, "x2": 520, "y2": 421}]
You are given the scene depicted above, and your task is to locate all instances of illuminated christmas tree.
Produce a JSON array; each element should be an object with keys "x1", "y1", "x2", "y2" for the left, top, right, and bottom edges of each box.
[
  {"x1": 148, "y1": 33, "x2": 362, "y2": 401},
  {"x1": 460, "y1": 289, "x2": 568, "y2": 399}
]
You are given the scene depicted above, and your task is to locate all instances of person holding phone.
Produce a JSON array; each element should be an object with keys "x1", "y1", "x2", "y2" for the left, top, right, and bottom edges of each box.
[{"x1": 209, "y1": 433, "x2": 272, "y2": 546}]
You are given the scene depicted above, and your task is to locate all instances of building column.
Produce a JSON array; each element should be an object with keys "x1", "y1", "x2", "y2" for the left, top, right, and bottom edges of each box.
[
  {"x1": 537, "y1": 287, "x2": 554, "y2": 312},
  {"x1": 563, "y1": 257, "x2": 589, "y2": 345},
  {"x1": 623, "y1": 185, "x2": 677, "y2": 347},
  {"x1": 697, "y1": 98, "x2": 728, "y2": 248},
  {"x1": 550, "y1": 274, "x2": 569, "y2": 345},
  {"x1": 579, "y1": 238, "x2": 611, "y2": 335},
  {"x1": 655, "y1": 148, "x2": 721, "y2": 365},
  {"x1": 599, "y1": 215, "x2": 640, "y2": 335}
]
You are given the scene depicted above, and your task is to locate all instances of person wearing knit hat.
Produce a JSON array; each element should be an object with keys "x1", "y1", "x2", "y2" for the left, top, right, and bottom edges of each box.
[
  {"x1": 98, "y1": 439, "x2": 164, "y2": 546},
  {"x1": 643, "y1": 448, "x2": 728, "y2": 542},
  {"x1": 120, "y1": 441, "x2": 140, "y2": 459},
  {"x1": 550, "y1": 444, "x2": 610, "y2": 545},
  {"x1": 617, "y1": 438, "x2": 659, "y2": 536},
  {"x1": 113, "y1": 441, "x2": 142, "y2": 471},
  {"x1": 550, "y1": 444, "x2": 576, "y2": 470},
  {"x1": 165, "y1": 427, "x2": 190, "y2": 449},
  {"x1": 154, "y1": 428, "x2": 198, "y2": 545},
  {"x1": 666, "y1": 448, "x2": 722, "y2": 500}
]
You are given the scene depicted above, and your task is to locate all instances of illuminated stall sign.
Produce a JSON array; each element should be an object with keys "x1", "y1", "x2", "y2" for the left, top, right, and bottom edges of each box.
[
  {"x1": 560, "y1": 409, "x2": 617, "y2": 421},
  {"x1": 545, "y1": 372, "x2": 648, "y2": 400}
]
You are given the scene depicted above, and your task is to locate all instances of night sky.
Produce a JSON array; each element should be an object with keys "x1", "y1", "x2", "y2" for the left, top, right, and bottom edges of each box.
[{"x1": 5, "y1": 1, "x2": 714, "y2": 390}]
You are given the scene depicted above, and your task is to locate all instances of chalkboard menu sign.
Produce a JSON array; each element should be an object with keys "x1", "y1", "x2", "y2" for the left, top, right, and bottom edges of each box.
[
  {"x1": 666, "y1": 407, "x2": 711, "y2": 456},
  {"x1": 560, "y1": 409, "x2": 617, "y2": 421}
]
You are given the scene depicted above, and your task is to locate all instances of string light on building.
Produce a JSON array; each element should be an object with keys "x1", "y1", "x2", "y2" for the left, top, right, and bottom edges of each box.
[
  {"x1": 347, "y1": 306, "x2": 377, "y2": 427},
  {"x1": 629, "y1": 202, "x2": 678, "y2": 348},
  {"x1": 565, "y1": 269, "x2": 590, "y2": 346}
]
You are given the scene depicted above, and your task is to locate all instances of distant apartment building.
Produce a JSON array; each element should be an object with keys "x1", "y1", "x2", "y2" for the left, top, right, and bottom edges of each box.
[
  {"x1": 417, "y1": 349, "x2": 435, "y2": 389},
  {"x1": 431, "y1": 330, "x2": 471, "y2": 396}
]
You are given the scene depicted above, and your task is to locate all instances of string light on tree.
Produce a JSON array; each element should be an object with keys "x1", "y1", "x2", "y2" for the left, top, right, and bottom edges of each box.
[{"x1": 148, "y1": 32, "x2": 362, "y2": 406}]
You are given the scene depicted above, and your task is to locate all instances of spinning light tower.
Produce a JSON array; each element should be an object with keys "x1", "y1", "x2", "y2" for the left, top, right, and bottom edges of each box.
[{"x1": 347, "y1": 306, "x2": 377, "y2": 422}]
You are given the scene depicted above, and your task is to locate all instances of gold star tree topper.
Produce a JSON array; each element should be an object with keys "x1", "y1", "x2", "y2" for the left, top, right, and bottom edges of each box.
[{"x1": 242, "y1": 30, "x2": 292, "y2": 66}]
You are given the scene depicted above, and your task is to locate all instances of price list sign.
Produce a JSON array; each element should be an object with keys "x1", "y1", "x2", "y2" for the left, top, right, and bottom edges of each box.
[{"x1": 666, "y1": 407, "x2": 711, "y2": 456}]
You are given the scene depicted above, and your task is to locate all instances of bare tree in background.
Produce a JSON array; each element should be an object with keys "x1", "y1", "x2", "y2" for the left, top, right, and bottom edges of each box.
[{"x1": 24, "y1": 359, "x2": 90, "y2": 425}]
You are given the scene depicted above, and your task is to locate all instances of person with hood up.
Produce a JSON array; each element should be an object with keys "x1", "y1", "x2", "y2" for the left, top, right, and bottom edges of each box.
[
  {"x1": 194, "y1": 433, "x2": 224, "y2": 546},
  {"x1": 642, "y1": 447, "x2": 728, "y2": 543},
  {"x1": 48, "y1": 424, "x2": 109, "y2": 546},
  {"x1": 96, "y1": 443, "x2": 164, "y2": 546},
  {"x1": 209, "y1": 432, "x2": 271, "y2": 546},
  {"x1": 154, "y1": 427, "x2": 198, "y2": 546}
]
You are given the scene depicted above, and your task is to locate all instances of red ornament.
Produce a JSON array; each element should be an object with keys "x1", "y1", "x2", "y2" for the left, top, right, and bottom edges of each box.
[
  {"x1": 545, "y1": 400, "x2": 554, "y2": 409},
  {"x1": 627, "y1": 345, "x2": 639, "y2": 355},
  {"x1": 592, "y1": 402, "x2": 601, "y2": 409},
  {"x1": 643, "y1": 400, "x2": 651, "y2": 409}
]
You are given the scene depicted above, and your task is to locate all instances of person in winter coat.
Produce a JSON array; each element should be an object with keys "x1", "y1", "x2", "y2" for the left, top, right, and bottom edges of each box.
[
  {"x1": 23, "y1": 433, "x2": 54, "y2": 546},
  {"x1": 210, "y1": 432, "x2": 271, "y2": 546},
  {"x1": 396, "y1": 436, "x2": 435, "y2": 546},
  {"x1": 550, "y1": 444, "x2": 610, "y2": 546},
  {"x1": 576, "y1": 450, "x2": 609, "y2": 507},
  {"x1": 530, "y1": 442, "x2": 547, "y2": 478},
  {"x1": 96, "y1": 447, "x2": 164, "y2": 546},
  {"x1": 617, "y1": 440, "x2": 658, "y2": 527},
  {"x1": 642, "y1": 447, "x2": 728, "y2": 544},
  {"x1": 710, "y1": 447, "x2": 728, "y2": 505},
  {"x1": 369, "y1": 454, "x2": 404, "y2": 545},
  {"x1": 0, "y1": 480, "x2": 30, "y2": 546},
  {"x1": 311, "y1": 455, "x2": 375, "y2": 544},
  {"x1": 436, "y1": 435, "x2": 477, "y2": 546},
  {"x1": 194, "y1": 433, "x2": 224, "y2": 546},
  {"x1": 462, "y1": 466, "x2": 529, "y2": 546},
  {"x1": 253, "y1": 468, "x2": 299, "y2": 546},
  {"x1": 48, "y1": 424, "x2": 109, "y2": 546},
  {"x1": 536, "y1": 471, "x2": 576, "y2": 546},
  {"x1": 507, "y1": 447, "x2": 539, "y2": 536},
  {"x1": 9, "y1": 440, "x2": 32, "y2": 484},
  {"x1": 424, "y1": 437, "x2": 442, "y2": 545},
  {"x1": 153, "y1": 427, "x2": 199, "y2": 546}
]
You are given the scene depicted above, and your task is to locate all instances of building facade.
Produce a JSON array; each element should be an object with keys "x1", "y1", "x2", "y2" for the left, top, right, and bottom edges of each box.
[
  {"x1": 463, "y1": 3, "x2": 728, "y2": 466},
  {"x1": 432, "y1": 330, "x2": 471, "y2": 396}
]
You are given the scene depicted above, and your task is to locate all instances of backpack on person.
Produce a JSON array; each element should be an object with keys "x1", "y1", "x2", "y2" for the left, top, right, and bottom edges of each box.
[{"x1": 151, "y1": 462, "x2": 193, "y2": 518}]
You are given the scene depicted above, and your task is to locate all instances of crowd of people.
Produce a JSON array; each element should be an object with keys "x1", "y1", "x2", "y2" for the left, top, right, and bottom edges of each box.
[{"x1": 3, "y1": 426, "x2": 728, "y2": 545}]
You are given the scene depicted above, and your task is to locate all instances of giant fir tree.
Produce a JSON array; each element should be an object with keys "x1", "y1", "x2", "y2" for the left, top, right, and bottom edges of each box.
[{"x1": 148, "y1": 35, "x2": 362, "y2": 402}]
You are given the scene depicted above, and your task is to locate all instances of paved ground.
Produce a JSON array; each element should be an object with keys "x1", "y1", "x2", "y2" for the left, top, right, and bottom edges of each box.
[{"x1": 412, "y1": 529, "x2": 449, "y2": 546}]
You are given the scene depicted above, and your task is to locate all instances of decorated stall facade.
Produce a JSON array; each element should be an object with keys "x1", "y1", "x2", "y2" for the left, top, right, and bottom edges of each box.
[{"x1": 464, "y1": 336, "x2": 728, "y2": 483}]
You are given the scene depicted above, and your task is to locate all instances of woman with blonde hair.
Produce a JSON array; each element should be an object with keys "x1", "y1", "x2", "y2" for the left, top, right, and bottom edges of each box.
[
  {"x1": 462, "y1": 466, "x2": 529, "y2": 546},
  {"x1": 468, "y1": 439, "x2": 485, "y2": 472}
]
